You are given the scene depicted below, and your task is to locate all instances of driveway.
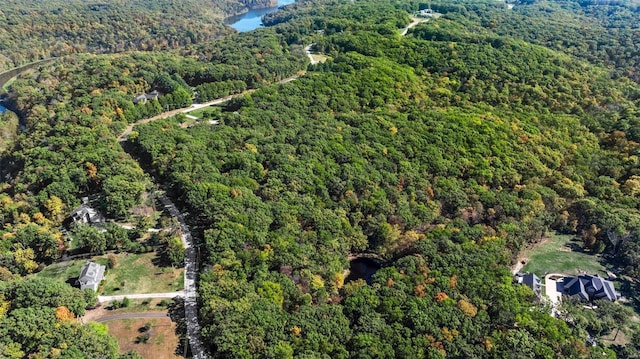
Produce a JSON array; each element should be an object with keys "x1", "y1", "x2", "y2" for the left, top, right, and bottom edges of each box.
[{"x1": 544, "y1": 274, "x2": 565, "y2": 317}]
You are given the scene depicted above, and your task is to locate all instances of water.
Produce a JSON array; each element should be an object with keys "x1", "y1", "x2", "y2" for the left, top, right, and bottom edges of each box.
[
  {"x1": 0, "y1": 103, "x2": 6, "y2": 115},
  {"x1": 345, "y1": 258, "x2": 381, "y2": 284},
  {"x1": 227, "y1": 0, "x2": 295, "y2": 32}
]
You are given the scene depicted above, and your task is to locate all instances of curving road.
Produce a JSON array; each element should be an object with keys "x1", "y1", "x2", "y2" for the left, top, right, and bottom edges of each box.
[
  {"x1": 400, "y1": 17, "x2": 430, "y2": 36},
  {"x1": 159, "y1": 195, "x2": 206, "y2": 359},
  {"x1": 304, "y1": 44, "x2": 319, "y2": 65}
]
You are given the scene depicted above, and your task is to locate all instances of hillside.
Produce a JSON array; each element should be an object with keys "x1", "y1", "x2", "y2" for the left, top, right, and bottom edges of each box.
[
  {"x1": 2, "y1": 0, "x2": 640, "y2": 357},
  {"x1": 0, "y1": 0, "x2": 277, "y2": 72}
]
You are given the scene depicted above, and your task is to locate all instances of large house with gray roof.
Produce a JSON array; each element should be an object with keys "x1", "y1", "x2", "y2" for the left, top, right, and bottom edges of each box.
[
  {"x1": 76, "y1": 261, "x2": 105, "y2": 291},
  {"x1": 562, "y1": 274, "x2": 619, "y2": 302},
  {"x1": 67, "y1": 197, "x2": 105, "y2": 227}
]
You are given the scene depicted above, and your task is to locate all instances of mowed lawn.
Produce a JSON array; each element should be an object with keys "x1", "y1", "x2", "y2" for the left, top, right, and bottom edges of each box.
[
  {"x1": 103, "y1": 317, "x2": 181, "y2": 359},
  {"x1": 186, "y1": 107, "x2": 215, "y2": 118},
  {"x1": 37, "y1": 257, "x2": 107, "y2": 284},
  {"x1": 36, "y1": 253, "x2": 184, "y2": 295},
  {"x1": 521, "y1": 233, "x2": 607, "y2": 277}
]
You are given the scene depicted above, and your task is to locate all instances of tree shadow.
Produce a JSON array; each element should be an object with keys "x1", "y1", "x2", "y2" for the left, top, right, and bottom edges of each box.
[
  {"x1": 168, "y1": 296, "x2": 190, "y2": 357},
  {"x1": 66, "y1": 276, "x2": 79, "y2": 287},
  {"x1": 565, "y1": 240, "x2": 585, "y2": 253}
]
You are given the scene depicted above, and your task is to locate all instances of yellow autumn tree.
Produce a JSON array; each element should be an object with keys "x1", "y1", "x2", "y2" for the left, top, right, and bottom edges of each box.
[
  {"x1": 458, "y1": 299, "x2": 478, "y2": 318},
  {"x1": 55, "y1": 306, "x2": 75, "y2": 322}
]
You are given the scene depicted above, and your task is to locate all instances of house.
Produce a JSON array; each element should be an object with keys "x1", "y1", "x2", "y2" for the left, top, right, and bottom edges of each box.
[
  {"x1": 133, "y1": 90, "x2": 160, "y2": 104},
  {"x1": 562, "y1": 274, "x2": 619, "y2": 302},
  {"x1": 515, "y1": 272, "x2": 542, "y2": 297},
  {"x1": 419, "y1": 8, "x2": 434, "y2": 17},
  {"x1": 68, "y1": 197, "x2": 105, "y2": 226},
  {"x1": 76, "y1": 261, "x2": 105, "y2": 291}
]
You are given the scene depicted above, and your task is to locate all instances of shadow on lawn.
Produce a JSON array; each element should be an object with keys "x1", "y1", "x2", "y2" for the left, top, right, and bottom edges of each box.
[{"x1": 168, "y1": 297, "x2": 189, "y2": 357}]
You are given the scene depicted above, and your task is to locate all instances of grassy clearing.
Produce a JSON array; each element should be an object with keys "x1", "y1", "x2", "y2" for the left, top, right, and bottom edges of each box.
[
  {"x1": 520, "y1": 232, "x2": 607, "y2": 277},
  {"x1": 102, "y1": 253, "x2": 184, "y2": 295},
  {"x1": 36, "y1": 253, "x2": 184, "y2": 294},
  {"x1": 37, "y1": 257, "x2": 107, "y2": 284},
  {"x1": 310, "y1": 53, "x2": 329, "y2": 63},
  {"x1": 103, "y1": 317, "x2": 181, "y2": 359},
  {"x1": 187, "y1": 106, "x2": 221, "y2": 119}
]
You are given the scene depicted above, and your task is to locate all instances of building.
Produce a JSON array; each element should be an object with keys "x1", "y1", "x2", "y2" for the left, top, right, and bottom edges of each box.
[
  {"x1": 68, "y1": 197, "x2": 105, "y2": 226},
  {"x1": 76, "y1": 261, "x2": 105, "y2": 291},
  {"x1": 562, "y1": 274, "x2": 619, "y2": 302},
  {"x1": 133, "y1": 90, "x2": 160, "y2": 104},
  {"x1": 419, "y1": 8, "x2": 434, "y2": 16},
  {"x1": 515, "y1": 272, "x2": 542, "y2": 297}
]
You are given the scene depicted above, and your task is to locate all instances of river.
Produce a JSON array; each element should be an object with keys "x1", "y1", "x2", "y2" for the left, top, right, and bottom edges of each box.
[{"x1": 227, "y1": 0, "x2": 295, "y2": 32}]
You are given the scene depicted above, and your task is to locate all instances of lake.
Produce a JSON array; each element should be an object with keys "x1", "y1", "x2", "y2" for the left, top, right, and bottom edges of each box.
[{"x1": 227, "y1": 0, "x2": 295, "y2": 32}]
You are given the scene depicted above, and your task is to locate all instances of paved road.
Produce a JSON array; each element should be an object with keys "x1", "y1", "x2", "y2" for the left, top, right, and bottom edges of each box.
[
  {"x1": 159, "y1": 195, "x2": 206, "y2": 359},
  {"x1": 98, "y1": 291, "x2": 183, "y2": 303},
  {"x1": 95, "y1": 312, "x2": 169, "y2": 322}
]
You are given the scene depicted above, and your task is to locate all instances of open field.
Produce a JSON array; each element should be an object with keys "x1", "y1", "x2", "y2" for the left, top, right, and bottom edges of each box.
[
  {"x1": 103, "y1": 317, "x2": 181, "y2": 359},
  {"x1": 520, "y1": 233, "x2": 607, "y2": 277},
  {"x1": 102, "y1": 253, "x2": 184, "y2": 295},
  {"x1": 186, "y1": 106, "x2": 221, "y2": 119},
  {"x1": 36, "y1": 253, "x2": 184, "y2": 295},
  {"x1": 310, "y1": 53, "x2": 329, "y2": 63}
]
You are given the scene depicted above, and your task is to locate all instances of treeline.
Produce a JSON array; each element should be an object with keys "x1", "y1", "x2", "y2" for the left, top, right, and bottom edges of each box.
[
  {"x1": 0, "y1": 0, "x2": 278, "y2": 72},
  {"x1": 124, "y1": 0, "x2": 640, "y2": 357}
]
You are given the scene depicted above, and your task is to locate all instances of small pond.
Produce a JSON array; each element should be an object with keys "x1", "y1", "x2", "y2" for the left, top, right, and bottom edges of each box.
[
  {"x1": 345, "y1": 258, "x2": 381, "y2": 284},
  {"x1": 227, "y1": 0, "x2": 295, "y2": 32}
]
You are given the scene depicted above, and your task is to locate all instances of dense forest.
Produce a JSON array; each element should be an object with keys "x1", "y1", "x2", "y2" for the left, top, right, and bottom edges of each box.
[
  {"x1": 2, "y1": 0, "x2": 640, "y2": 357},
  {"x1": 0, "y1": 0, "x2": 277, "y2": 72}
]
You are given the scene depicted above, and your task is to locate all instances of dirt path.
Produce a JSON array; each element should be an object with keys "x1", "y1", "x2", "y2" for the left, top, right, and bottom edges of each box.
[
  {"x1": 400, "y1": 17, "x2": 430, "y2": 36},
  {"x1": 511, "y1": 259, "x2": 527, "y2": 275},
  {"x1": 117, "y1": 92, "x2": 252, "y2": 142},
  {"x1": 305, "y1": 44, "x2": 318, "y2": 65}
]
